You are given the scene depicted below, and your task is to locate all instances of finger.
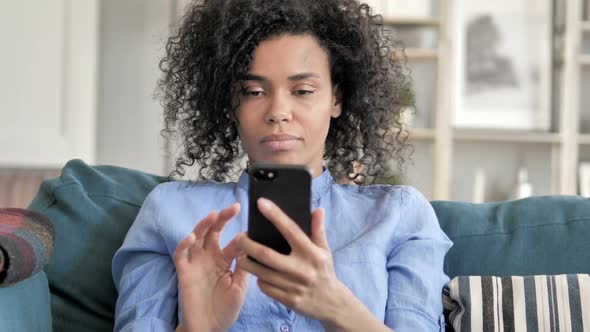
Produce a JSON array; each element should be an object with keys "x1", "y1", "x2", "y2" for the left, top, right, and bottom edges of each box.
[
  {"x1": 192, "y1": 211, "x2": 219, "y2": 245},
  {"x1": 222, "y1": 233, "x2": 244, "y2": 264},
  {"x1": 232, "y1": 264, "x2": 249, "y2": 290},
  {"x1": 257, "y1": 279, "x2": 298, "y2": 310},
  {"x1": 204, "y1": 203, "x2": 240, "y2": 249},
  {"x1": 238, "y1": 253, "x2": 276, "y2": 275},
  {"x1": 238, "y1": 255, "x2": 303, "y2": 289},
  {"x1": 310, "y1": 208, "x2": 329, "y2": 249},
  {"x1": 173, "y1": 233, "x2": 196, "y2": 267},
  {"x1": 257, "y1": 198, "x2": 311, "y2": 250},
  {"x1": 237, "y1": 237, "x2": 310, "y2": 284},
  {"x1": 189, "y1": 211, "x2": 218, "y2": 258},
  {"x1": 238, "y1": 233, "x2": 291, "y2": 272}
]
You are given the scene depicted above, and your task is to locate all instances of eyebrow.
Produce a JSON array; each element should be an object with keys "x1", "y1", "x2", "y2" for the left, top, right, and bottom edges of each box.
[{"x1": 241, "y1": 72, "x2": 321, "y2": 82}]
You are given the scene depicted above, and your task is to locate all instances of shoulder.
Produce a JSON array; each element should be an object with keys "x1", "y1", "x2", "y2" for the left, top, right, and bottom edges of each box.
[
  {"x1": 133, "y1": 179, "x2": 242, "y2": 238},
  {"x1": 143, "y1": 179, "x2": 244, "y2": 220},
  {"x1": 332, "y1": 184, "x2": 436, "y2": 231},
  {"x1": 137, "y1": 180, "x2": 240, "y2": 220},
  {"x1": 332, "y1": 183, "x2": 427, "y2": 207},
  {"x1": 147, "y1": 180, "x2": 237, "y2": 201},
  {"x1": 328, "y1": 184, "x2": 432, "y2": 222}
]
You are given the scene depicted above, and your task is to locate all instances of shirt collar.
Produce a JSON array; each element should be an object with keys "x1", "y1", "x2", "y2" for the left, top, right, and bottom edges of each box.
[{"x1": 237, "y1": 167, "x2": 334, "y2": 202}]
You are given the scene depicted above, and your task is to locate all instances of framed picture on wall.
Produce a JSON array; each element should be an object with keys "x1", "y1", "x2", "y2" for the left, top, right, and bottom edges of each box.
[{"x1": 452, "y1": 0, "x2": 553, "y2": 130}]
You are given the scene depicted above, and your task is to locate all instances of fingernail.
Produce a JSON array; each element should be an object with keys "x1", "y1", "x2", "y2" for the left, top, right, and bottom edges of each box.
[{"x1": 258, "y1": 198, "x2": 271, "y2": 210}]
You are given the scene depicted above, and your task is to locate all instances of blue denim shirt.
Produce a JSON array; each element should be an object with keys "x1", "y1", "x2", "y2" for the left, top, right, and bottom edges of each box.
[{"x1": 112, "y1": 169, "x2": 452, "y2": 331}]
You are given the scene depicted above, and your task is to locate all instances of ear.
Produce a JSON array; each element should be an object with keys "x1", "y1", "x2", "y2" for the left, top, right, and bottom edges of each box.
[{"x1": 330, "y1": 84, "x2": 342, "y2": 118}]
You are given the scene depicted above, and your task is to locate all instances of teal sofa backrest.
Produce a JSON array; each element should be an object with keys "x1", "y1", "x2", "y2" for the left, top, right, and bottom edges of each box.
[
  {"x1": 433, "y1": 197, "x2": 590, "y2": 278},
  {"x1": 28, "y1": 160, "x2": 169, "y2": 332},
  {"x1": 25, "y1": 160, "x2": 590, "y2": 331}
]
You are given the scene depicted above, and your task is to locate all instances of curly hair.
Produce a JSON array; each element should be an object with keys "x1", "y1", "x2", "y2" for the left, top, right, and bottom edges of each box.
[{"x1": 158, "y1": 0, "x2": 413, "y2": 184}]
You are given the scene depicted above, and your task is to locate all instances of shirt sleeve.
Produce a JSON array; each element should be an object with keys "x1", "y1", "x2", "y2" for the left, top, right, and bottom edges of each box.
[
  {"x1": 384, "y1": 187, "x2": 453, "y2": 331},
  {"x1": 112, "y1": 185, "x2": 178, "y2": 332}
]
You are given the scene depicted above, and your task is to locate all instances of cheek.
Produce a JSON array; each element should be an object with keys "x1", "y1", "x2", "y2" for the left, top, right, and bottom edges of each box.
[
  {"x1": 303, "y1": 111, "x2": 332, "y2": 141},
  {"x1": 236, "y1": 114, "x2": 256, "y2": 149},
  {"x1": 236, "y1": 108, "x2": 256, "y2": 134},
  {"x1": 237, "y1": 123, "x2": 254, "y2": 147}
]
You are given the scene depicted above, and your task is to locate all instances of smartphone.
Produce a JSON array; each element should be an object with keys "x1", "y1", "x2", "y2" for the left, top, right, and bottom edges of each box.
[{"x1": 247, "y1": 164, "x2": 312, "y2": 255}]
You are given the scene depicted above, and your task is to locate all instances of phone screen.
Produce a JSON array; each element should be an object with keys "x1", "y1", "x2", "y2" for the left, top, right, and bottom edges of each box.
[{"x1": 247, "y1": 164, "x2": 312, "y2": 255}]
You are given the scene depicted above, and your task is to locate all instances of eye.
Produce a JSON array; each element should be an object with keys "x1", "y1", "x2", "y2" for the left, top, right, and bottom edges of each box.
[
  {"x1": 241, "y1": 89, "x2": 264, "y2": 97},
  {"x1": 293, "y1": 90, "x2": 314, "y2": 96}
]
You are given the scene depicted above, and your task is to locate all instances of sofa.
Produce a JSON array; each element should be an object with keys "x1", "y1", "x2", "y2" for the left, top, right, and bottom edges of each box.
[{"x1": 1, "y1": 159, "x2": 589, "y2": 331}]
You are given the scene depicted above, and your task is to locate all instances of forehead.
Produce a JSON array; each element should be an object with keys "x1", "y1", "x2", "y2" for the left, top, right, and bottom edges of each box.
[{"x1": 248, "y1": 34, "x2": 331, "y2": 75}]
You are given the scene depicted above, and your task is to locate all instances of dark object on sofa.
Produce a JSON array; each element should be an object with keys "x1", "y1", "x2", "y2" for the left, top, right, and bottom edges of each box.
[
  {"x1": 0, "y1": 245, "x2": 4, "y2": 273},
  {"x1": 0, "y1": 208, "x2": 54, "y2": 286},
  {"x1": 0, "y1": 159, "x2": 589, "y2": 331}
]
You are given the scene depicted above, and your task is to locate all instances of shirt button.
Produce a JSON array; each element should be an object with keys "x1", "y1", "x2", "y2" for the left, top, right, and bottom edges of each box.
[{"x1": 280, "y1": 324, "x2": 290, "y2": 332}]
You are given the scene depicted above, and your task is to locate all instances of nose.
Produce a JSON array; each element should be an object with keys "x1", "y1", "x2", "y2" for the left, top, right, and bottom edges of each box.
[{"x1": 264, "y1": 92, "x2": 293, "y2": 124}]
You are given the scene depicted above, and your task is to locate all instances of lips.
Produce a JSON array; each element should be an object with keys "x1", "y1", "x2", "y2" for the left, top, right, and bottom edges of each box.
[{"x1": 260, "y1": 134, "x2": 301, "y2": 151}]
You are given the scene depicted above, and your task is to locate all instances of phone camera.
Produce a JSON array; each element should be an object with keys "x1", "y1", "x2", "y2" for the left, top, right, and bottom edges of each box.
[{"x1": 252, "y1": 168, "x2": 278, "y2": 181}]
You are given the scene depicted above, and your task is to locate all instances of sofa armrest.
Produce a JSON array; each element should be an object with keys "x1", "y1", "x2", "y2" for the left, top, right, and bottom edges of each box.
[
  {"x1": 0, "y1": 208, "x2": 54, "y2": 285},
  {"x1": 0, "y1": 271, "x2": 52, "y2": 331}
]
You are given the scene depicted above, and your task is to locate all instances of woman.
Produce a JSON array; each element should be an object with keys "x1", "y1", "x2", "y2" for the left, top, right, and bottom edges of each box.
[{"x1": 112, "y1": 0, "x2": 452, "y2": 331}]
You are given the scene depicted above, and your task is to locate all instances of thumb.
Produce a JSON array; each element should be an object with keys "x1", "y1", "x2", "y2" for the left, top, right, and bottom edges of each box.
[{"x1": 310, "y1": 208, "x2": 329, "y2": 249}]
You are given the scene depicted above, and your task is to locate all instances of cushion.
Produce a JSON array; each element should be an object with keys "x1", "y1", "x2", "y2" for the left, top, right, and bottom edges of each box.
[
  {"x1": 432, "y1": 196, "x2": 590, "y2": 278},
  {"x1": 0, "y1": 208, "x2": 54, "y2": 285},
  {"x1": 27, "y1": 159, "x2": 169, "y2": 332},
  {"x1": 443, "y1": 274, "x2": 590, "y2": 331},
  {"x1": 0, "y1": 271, "x2": 52, "y2": 331}
]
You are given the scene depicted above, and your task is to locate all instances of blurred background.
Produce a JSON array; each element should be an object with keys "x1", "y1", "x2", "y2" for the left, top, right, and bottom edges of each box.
[{"x1": 1, "y1": 0, "x2": 589, "y2": 207}]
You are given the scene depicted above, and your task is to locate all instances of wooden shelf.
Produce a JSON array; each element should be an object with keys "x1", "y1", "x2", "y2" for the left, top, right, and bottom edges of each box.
[
  {"x1": 453, "y1": 129, "x2": 561, "y2": 144},
  {"x1": 409, "y1": 127, "x2": 436, "y2": 140},
  {"x1": 405, "y1": 49, "x2": 438, "y2": 60},
  {"x1": 377, "y1": 2, "x2": 585, "y2": 198},
  {"x1": 383, "y1": 17, "x2": 440, "y2": 26}
]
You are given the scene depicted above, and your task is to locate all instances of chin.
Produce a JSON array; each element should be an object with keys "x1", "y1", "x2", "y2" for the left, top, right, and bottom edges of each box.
[{"x1": 255, "y1": 153, "x2": 305, "y2": 166}]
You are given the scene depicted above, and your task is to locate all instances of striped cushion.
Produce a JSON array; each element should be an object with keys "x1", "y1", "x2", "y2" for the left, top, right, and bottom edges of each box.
[{"x1": 443, "y1": 275, "x2": 590, "y2": 332}]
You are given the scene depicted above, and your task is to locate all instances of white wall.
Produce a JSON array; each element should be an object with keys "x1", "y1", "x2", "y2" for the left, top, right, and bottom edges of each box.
[
  {"x1": 0, "y1": 1, "x2": 98, "y2": 169},
  {"x1": 96, "y1": 0, "x2": 176, "y2": 175}
]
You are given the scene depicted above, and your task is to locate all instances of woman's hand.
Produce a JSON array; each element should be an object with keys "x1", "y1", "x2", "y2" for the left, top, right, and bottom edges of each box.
[
  {"x1": 173, "y1": 203, "x2": 248, "y2": 332},
  {"x1": 236, "y1": 198, "x2": 348, "y2": 324}
]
